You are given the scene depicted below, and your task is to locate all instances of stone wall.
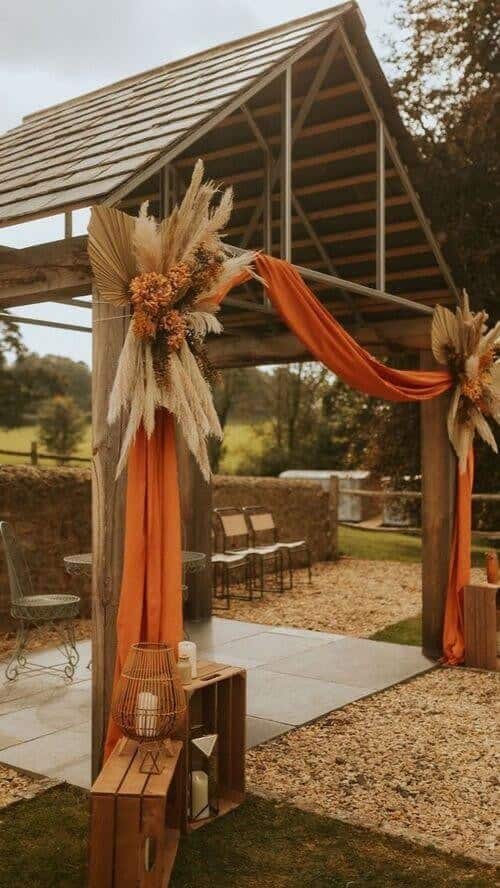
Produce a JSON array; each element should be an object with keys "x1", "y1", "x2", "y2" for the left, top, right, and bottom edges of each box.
[
  {"x1": 0, "y1": 466, "x2": 92, "y2": 629},
  {"x1": 0, "y1": 466, "x2": 337, "y2": 630}
]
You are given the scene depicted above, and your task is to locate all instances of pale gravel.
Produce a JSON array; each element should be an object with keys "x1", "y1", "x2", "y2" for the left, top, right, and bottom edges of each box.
[
  {"x1": 0, "y1": 763, "x2": 57, "y2": 809},
  {"x1": 225, "y1": 558, "x2": 484, "y2": 637},
  {"x1": 247, "y1": 667, "x2": 500, "y2": 865}
]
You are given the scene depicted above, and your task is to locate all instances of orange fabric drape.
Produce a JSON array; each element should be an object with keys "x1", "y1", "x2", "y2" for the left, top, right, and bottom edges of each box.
[
  {"x1": 442, "y1": 448, "x2": 474, "y2": 665},
  {"x1": 104, "y1": 410, "x2": 183, "y2": 759},
  {"x1": 252, "y1": 254, "x2": 453, "y2": 400},
  {"x1": 219, "y1": 254, "x2": 470, "y2": 662}
]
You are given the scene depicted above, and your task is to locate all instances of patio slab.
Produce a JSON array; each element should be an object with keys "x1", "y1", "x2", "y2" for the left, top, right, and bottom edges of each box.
[
  {"x1": 0, "y1": 620, "x2": 435, "y2": 789},
  {"x1": 266, "y1": 636, "x2": 434, "y2": 691},
  {"x1": 246, "y1": 669, "x2": 374, "y2": 725},
  {"x1": 246, "y1": 716, "x2": 290, "y2": 748}
]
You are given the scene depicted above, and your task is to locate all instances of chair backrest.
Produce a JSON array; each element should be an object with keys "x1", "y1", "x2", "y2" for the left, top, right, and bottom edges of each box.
[
  {"x1": 213, "y1": 508, "x2": 249, "y2": 550},
  {"x1": 0, "y1": 521, "x2": 33, "y2": 603},
  {"x1": 243, "y1": 507, "x2": 277, "y2": 545}
]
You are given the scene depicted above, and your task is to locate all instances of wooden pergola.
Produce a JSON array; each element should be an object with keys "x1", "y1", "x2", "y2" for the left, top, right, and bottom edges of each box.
[{"x1": 0, "y1": 3, "x2": 458, "y2": 775}]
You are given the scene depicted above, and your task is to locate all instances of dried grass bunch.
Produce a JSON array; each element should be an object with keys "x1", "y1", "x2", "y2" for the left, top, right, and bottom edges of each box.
[
  {"x1": 431, "y1": 291, "x2": 499, "y2": 471},
  {"x1": 88, "y1": 161, "x2": 254, "y2": 477}
]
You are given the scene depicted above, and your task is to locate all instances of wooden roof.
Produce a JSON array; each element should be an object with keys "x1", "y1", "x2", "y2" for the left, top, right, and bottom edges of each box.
[{"x1": 0, "y1": 3, "x2": 353, "y2": 227}]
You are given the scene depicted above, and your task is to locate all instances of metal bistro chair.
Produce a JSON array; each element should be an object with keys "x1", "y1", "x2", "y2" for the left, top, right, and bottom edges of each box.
[
  {"x1": 243, "y1": 506, "x2": 312, "y2": 587},
  {"x1": 213, "y1": 507, "x2": 289, "y2": 597},
  {"x1": 0, "y1": 522, "x2": 80, "y2": 681},
  {"x1": 211, "y1": 552, "x2": 250, "y2": 611}
]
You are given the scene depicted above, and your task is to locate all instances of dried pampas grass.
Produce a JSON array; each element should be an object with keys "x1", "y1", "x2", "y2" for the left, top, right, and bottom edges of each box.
[
  {"x1": 431, "y1": 291, "x2": 499, "y2": 472},
  {"x1": 88, "y1": 160, "x2": 255, "y2": 478}
]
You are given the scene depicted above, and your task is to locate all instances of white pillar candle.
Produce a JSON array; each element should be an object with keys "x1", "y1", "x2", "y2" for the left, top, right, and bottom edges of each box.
[
  {"x1": 135, "y1": 691, "x2": 158, "y2": 739},
  {"x1": 191, "y1": 770, "x2": 209, "y2": 820},
  {"x1": 178, "y1": 641, "x2": 197, "y2": 678}
]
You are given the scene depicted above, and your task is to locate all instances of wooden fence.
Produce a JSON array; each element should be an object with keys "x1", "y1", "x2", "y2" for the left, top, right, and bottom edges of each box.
[{"x1": 0, "y1": 441, "x2": 91, "y2": 465}]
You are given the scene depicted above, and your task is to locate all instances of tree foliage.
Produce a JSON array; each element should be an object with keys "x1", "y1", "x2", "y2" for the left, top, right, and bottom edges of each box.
[
  {"x1": 0, "y1": 314, "x2": 26, "y2": 429},
  {"x1": 38, "y1": 396, "x2": 86, "y2": 458},
  {"x1": 386, "y1": 0, "x2": 499, "y2": 310}
]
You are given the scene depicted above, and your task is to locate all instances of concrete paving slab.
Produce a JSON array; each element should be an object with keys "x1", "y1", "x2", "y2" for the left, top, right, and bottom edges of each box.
[
  {"x1": 0, "y1": 684, "x2": 90, "y2": 750},
  {"x1": 247, "y1": 669, "x2": 374, "y2": 725},
  {"x1": 246, "y1": 716, "x2": 290, "y2": 748},
  {"x1": 0, "y1": 721, "x2": 91, "y2": 789},
  {"x1": 186, "y1": 617, "x2": 271, "y2": 650},
  {"x1": 200, "y1": 630, "x2": 333, "y2": 668},
  {"x1": 267, "y1": 637, "x2": 433, "y2": 690}
]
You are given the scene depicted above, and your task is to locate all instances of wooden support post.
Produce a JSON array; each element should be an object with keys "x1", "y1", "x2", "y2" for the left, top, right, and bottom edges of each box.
[
  {"x1": 420, "y1": 350, "x2": 456, "y2": 659},
  {"x1": 91, "y1": 287, "x2": 129, "y2": 779},
  {"x1": 175, "y1": 426, "x2": 213, "y2": 622}
]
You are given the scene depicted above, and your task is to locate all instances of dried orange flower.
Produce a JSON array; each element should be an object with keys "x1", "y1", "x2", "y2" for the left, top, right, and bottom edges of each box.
[
  {"x1": 167, "y1": 263, "x2": 191, "y2": 296},
  {"x1": 478, "y1": 347, "x2": 495, "y2": 374},
  {"x1": 133, "y1": 308, "x2": 157, "y2": 340},
  {"x1": 461, "y1": 377, "x2": 483, "y2": 403},
  {"x1": 161, "y1": 309, "x2": 187, "y2": 351},
  {"x1": 129, "y1": 272, "x2": 172, "y2": 313}
]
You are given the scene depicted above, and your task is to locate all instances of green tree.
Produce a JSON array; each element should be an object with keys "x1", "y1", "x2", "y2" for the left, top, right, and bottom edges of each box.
[
  {"x1": 38, "y1": 396, "x2": 86, "y2": 459},
  {"x1": 386, "y1": 0, "x2": 499, "y2": 311},
  {"x1": 0, "y1": 313, "x2": 27, "y2": 429},
  {"x1": 12, "y1": 354, "x2": 91, "y2": 418}
]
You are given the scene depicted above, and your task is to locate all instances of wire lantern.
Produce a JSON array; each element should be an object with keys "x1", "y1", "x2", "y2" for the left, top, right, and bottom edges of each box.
[{"x1": 111, "y1": 642, "x2": 186, "y2": 773}]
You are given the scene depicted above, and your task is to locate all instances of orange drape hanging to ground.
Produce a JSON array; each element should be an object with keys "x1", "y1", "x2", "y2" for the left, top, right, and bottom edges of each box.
[
  {"x1": 104, "y1": 410, "x2": 182, "y2": 759},
  {"x1": 106, "y1": 252, "x2": 469, "y2": 758}
]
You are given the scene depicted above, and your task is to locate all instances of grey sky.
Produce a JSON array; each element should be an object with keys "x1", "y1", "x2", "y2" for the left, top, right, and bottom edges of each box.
[{"x1": 0, "y1": 0, "x2": 398, "y2": 365}]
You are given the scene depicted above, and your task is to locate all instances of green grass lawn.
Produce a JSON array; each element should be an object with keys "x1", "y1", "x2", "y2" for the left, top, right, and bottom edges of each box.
[
  {"x1": 0, "y1": 786, "x2": 495, "y2": 888},
  {"x1": 338, "y1": 524, "x2": 488, "y2": 568},
  {"x1": 0, "y1": 425, "x2": 91, "y2": 465},
  {"x1": 370, "y1": 614, "x2": 422, "y2": 646}
]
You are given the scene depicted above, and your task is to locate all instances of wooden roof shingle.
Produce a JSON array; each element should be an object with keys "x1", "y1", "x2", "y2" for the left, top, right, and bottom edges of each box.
[{"x1": 0, "y1": 3, "x2": 354, "y2": 227}]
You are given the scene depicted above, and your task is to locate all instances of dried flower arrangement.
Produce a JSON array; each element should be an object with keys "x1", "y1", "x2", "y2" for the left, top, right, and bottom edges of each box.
[
  {"x1": 431, "y1": 291, "x2": 499, "y2": 471},
  {"x1": 88, "y1": 161, "x2": 255, "y2": 477}
]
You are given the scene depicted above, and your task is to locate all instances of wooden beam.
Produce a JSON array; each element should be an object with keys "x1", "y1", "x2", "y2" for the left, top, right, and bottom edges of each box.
[
  {"x1": 91, "y1": 288, "x2": 129, "y2": 779},
  {"x1": 208, "y1": 315, "x2": 433, "y2": 367},
  {"x1": 221, "y1": 80, "x2": 360, "y2": 131},
  {"x1": 0, "y1": 236, "x2": 90, "y2": 308},
  {"x1": 420, "y1": 350, "x2": 456, "y2": 659},
  {"x1": 177, "y1": 111, "x2": 373, "y2": 168},
  {"x1": 233, "y1": 169, "x2": 399, "y2": 209},
  {"x1": 226, "y1": 194, "x2": 411, "y2": 237}
]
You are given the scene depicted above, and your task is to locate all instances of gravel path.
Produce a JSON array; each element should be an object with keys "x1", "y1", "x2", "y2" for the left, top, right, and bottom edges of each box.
[
  {"x1": 225, "y1": 559, "x2": 484, "y2": 637},
  {"x1": 0, "y1": 764, "x2": 57, "y2": 809},
  {"x1": 247, "y1": 667, "x2": 499, "y2": 864}
]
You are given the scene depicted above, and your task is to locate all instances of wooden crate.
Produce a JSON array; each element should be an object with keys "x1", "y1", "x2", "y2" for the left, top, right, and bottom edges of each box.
[
  {"x1": 175, "y1": 660, "x2": 246, "y2": 834},
  {"x1": 90, "y1": 738, "x2": 183, "y2": 888},
  {"x1": 464, "y1": 583, "x2": 499, "y2": 671}
]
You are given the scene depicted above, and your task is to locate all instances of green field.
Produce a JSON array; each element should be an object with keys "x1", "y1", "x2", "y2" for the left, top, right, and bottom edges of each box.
[
  {"x1": 338, "y1": 524, "x2": 488, "y2": 568},
  {"x1": 0, "y1": 425, "x2": 92, "y2": 465}
]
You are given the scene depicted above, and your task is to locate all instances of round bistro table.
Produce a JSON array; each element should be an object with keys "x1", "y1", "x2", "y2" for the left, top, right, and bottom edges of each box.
[{"x1": 63, "y1": 550, "x2": 207, "y2": 581}]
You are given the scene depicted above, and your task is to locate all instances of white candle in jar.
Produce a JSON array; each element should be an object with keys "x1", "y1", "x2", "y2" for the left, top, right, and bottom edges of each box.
[
  {"x1": 178, "y1": 641, "x2": 197, "y2": 678},
  {"x1": 135, "y1": 691, "x2": 158, "y2": 739},
  {"x1": 177, "y1": 655, "x2": 192, "y2": 684},
  {"x1": 191, "y1": 770, "x2": 209, "y2": 820}
]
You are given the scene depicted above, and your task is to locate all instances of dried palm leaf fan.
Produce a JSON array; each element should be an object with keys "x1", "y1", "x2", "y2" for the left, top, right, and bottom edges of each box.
[
  {"x1": 88, "y1": 160, "x2": 256, "y2": 478},
  {"x1": 431, "y1": 291, "x2": 500, "y2": 471},
  {"x1": 111, "y1": 642, "x2": 186, "y2": 774}
]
